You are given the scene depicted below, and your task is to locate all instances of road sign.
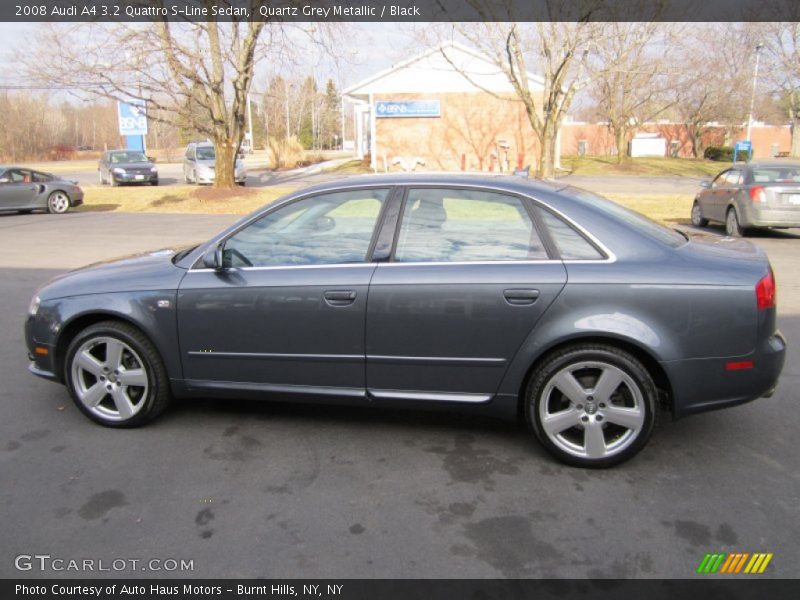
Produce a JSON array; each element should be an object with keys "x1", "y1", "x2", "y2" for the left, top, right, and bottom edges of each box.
[
  {"x1": 375, "y1": 100, "x2": 441, "y2": 118},
  {"x1": 117, "y1": 100, "x2": 148, "y2": 136},
  {"x1": 733, "y1": 140, "x2": 753, "y2": 162}
]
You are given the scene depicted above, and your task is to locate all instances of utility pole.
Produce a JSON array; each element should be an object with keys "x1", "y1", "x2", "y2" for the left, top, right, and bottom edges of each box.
[{"x1": 746, "y1": 42, "x2": 764, "y2": 143}]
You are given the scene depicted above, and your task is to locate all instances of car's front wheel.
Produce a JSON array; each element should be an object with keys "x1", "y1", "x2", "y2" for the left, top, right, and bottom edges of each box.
[
  {"x1": 526, "y1": 344, "x2": 657, "y2": 468},
  {"x1": 725, "y1": 207, "x2": 744, "y2": 237},
  {"x1": 691, "y1": 201, "x2": 708, "y2": 227},
  {"x1": 65, "y1": 321, "x2": 171, "y2": 427},
  {"x1": 47, "y1": 191, "x2": 71, "y2": 214}
]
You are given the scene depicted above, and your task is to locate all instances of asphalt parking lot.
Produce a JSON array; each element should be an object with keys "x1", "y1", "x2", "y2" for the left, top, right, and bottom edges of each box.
[{"x1": 1, "y1": 211, "x2": 799, "y2": 578}]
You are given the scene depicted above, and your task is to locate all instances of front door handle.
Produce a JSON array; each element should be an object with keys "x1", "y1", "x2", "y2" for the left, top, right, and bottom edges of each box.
[
  {"x1": 503, "y1": 289, "x2": 540, "y2": 306},
  {"x1": 324, "y1": 290, "x2": 356, "y2": 306}
]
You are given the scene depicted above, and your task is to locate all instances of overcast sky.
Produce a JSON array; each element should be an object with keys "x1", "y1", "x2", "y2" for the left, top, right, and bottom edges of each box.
[{"x1": 0, "y1": 22, "x2": 424, "y2": 96}]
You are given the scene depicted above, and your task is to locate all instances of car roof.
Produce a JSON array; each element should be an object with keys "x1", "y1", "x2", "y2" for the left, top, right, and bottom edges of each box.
[
  {"x1": 290, "y1": 172, "x2": 569, "y2": 198},
  {"x1": 744, "y1": 161, "x2": 800, "y2": 168}
]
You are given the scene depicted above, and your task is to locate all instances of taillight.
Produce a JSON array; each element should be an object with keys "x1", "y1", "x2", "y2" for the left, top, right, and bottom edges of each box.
[
  {"x1": 756, "y1": 268, "x2": 776, "y2": 310},
  {"x1": 749, "y1": 186, "x2": 766, "y2": 203}
]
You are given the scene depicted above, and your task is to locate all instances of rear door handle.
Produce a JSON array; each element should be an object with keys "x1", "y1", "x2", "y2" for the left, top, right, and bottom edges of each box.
[
  {"x1": 324, "y1": 290, "x2": 356, "y2": 306},
  {"x1": 503, "y1": 289, "x2": 540, "y2": 306}
]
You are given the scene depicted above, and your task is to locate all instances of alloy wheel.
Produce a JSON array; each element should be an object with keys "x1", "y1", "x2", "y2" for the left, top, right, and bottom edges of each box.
[
  {"x1": 538, "y1": 361, "x2": 645, "y2": 460},
  {"x1": 48, "y1": 192, "x2": 70, "y2": 214},
  {"x1": 70, "y1": 336, "x2": 150, "y2": 422}
]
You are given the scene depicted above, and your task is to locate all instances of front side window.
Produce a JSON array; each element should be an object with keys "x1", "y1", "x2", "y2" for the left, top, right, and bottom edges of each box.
[
  {"x1": 711, "y1": 170, "x2": 730, "y2": 188},
  {"x1": 725, "y1": 170, "x2": 743, "y2": 186},
  {"x1": 223, "y1": 188, "x2": 389, "y2": 268},
  {"x1": 393, "y1": 188, "x2": 547, "y2": 263}
]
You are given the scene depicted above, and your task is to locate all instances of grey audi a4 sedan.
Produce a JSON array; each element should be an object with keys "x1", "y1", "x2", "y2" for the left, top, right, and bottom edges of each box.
[{"x1": 25, "y1": 174, "x2": 786, "y2": 467}]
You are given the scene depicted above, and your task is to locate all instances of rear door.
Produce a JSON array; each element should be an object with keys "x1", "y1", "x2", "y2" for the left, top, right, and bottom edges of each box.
[{"x1": 365, "y1": 187, "x2": 567, "y2": 404}]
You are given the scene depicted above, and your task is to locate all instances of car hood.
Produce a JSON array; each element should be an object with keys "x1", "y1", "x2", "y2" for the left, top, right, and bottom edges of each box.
[
  {"x1": 109, "y1": 161, "x2": 156, "y2": 170},
  {"x1": 37, "y1": 248, "x2": 190, "y2": 301}
]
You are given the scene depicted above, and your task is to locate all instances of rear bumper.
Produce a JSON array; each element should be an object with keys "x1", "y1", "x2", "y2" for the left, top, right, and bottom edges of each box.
[
  {"x1": 664, "y1": 331, "x2": 786, "y2": 419},
  {"x1": 741, "y1": 206, "x2": 800, "y2": 228}
]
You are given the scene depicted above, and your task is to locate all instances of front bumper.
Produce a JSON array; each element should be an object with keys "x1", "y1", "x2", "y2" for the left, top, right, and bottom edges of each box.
[
  {"x1": 25, "y1": 315, "x2": 59, "y2": 382},
  {"x1": 111, "y1": 172, "x2": 158, "y2": 184},
  {"x1": 195, "y1": 171, "x2": 247, "y2": 184},
  {"x1": 665, "y1": 331, "x2": 786, "y2": 418}
]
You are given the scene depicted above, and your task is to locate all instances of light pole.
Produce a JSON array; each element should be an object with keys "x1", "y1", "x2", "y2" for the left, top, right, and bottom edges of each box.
[{"x1": 746, "y1": 42, "x2": 764, "y2": 143}]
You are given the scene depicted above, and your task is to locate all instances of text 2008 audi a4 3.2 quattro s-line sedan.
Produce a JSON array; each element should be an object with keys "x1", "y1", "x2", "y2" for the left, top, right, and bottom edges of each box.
[{"x1": 24, "y1": 175, "x2": 786, "y2": 467}]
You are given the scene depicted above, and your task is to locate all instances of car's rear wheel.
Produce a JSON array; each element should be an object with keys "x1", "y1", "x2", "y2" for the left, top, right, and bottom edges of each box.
[
  {"x1": 691, "y1": 201, "x2": 708, "y2": 227},
  {"x1": 47, "y1": 191, "x2": 70, "y2": 214},
  {"x1": 65, "y1": 321, "x2": 171, "y2": 427},
  {"x1": 725, "y1": 207, "x2": 744, "y2": 237},
  {"x1": 526, "y1": 344, "x2": 657, "y2": 468}
]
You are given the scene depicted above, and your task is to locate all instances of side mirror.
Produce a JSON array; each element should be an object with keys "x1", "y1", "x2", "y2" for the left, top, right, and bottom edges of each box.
[
  {"x1": 148, "y1": 156, "x2": 156, "y2": 163},
  {"x1": 238, "y1": 153, "x2": 245, "y2": 160},
  {"x1": 202, "y1": 244, "x2": 224, "y2": 270},
  {"x1": 699, "y1": 180, "x2": 711, "y2": 189}
]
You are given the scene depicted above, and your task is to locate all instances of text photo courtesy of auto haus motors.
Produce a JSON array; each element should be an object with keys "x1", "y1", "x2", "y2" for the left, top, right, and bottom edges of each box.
[{"x1": 4, "y1": 6, "x2": 800, "y2": 594}]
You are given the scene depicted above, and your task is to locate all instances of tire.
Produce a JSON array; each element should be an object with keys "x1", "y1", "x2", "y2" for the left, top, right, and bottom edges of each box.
[
  {"x1": 725, "y1": 207, "x2": 744, "y2": 237},
  {"x1": 237, "y1": 181, "x2": 245, "y2": 187},
  {"x1": 691, "y1": 201, "x2": 708, "y2": 227},
  {"x1": 47, "y1": 191, "x2": 71, "y2": 214},
  {"x1": 526, "y1": 344, "x2": 657, "y2": 468},
  {"x1": 151, "y1": 179, "x2": 159, "y2": 186},
  {"x1": 64, "y1": 321, "x2": 171, "y2": 428}
]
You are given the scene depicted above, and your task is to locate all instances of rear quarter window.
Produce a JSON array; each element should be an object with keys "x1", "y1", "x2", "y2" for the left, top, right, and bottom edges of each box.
[
  {"x1": 536, "y1": 208, "x2": 604, "y2": 260},
  {"x1": 563, "y1": 188, "x2": 687, "y2": 249}
]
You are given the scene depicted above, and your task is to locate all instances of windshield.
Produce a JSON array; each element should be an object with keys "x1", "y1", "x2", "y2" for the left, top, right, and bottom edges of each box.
[
  {"x1": 750, "y1": 166, "x2": 800, "y2": 184},
  {"x1": 110, "y1": 151, "x2": 147, "y2": 163},
  {"x1": 196, "y1": 146, "x2": 215, "y2": 160},
  {"x1": 565, "y1": 187, "x2": 687, "y2": 248}
]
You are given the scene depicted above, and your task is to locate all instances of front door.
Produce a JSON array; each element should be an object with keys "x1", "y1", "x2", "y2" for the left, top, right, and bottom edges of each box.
[
  {"x1": 177, "y1": 187, "x2": 392, "y2": 397},
  {"x1": 0, "y1": 169, "x2": 39, "y2": 209},
  {"x1": 366, "y1": 187, "x2": 567, "y2": 403}
]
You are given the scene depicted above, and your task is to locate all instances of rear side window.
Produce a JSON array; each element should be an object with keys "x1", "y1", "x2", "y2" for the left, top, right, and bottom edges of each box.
[
  {"x1": 537, "y1": 208, "x2": 604, "y2": 260},
  {"x1": 393, "y1": 188, "x2": 548, "y2": 263},
  {"x1": 564, "y1": 187, "x2": 687, "y2": 248}
]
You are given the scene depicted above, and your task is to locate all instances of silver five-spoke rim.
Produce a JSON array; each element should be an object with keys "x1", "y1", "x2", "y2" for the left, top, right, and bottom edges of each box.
[
  {"x1": 70, "y1": 337, "x2": 149, "y2": 421},
  {"x1": 50, "y1": 193, "x2": 69, "y2": 213},
  {"x1": 538, "y1": 361, "x2": 645, "y2": 460}
]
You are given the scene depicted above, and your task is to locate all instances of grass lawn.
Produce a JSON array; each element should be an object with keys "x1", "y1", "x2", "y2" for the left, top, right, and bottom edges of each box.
[
  {"x1": 560, "y1": 155, "x2": 727, "y2": 178},
  {"x1": 76, "y1": 185, "x2": 295, "y2": 215},
  {"x1": 604, "y1": 193, "x2": 694, "y2": 225}
]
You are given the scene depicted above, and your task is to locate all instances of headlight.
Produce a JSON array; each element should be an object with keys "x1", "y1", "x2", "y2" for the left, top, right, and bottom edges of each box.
[
  {"x1": 28, "y1": 295, "x2": 40, "y2": 316},
  {"x1": 112, "y1": 167, "x2": 126, "y2": 174},
  {"x1": 150, "y1": 166, "x2": 158, "y2": 173}
]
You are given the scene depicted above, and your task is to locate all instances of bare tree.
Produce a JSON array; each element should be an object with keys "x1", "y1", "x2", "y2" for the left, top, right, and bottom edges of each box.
[
  {"x1": 439, "y1": 21, "x2": 600, "y2": 178},
  {"x1": 588, "y1": 22, "x2": 676, "y2": 163},
  {"x1": 20, "y1": 3, "x2": 342, "y2": 187},
  {"x1": 671, "y1": 25, "x2": 752, "y2": 158},
  {"x1": 762, "y1": 23, "x2": 800, "y2": 157}
]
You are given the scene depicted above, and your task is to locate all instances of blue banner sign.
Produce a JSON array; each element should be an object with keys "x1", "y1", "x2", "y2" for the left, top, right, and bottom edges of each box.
[
  {"x1": 375, "y1": 100, "x2": 441, "y2": 118},
  {"x1": 117, "y1": 99, "x2": 148, "y2": 136},
  {"x1": 735, "y1": 140, "x2": 752, "y2": 151}
]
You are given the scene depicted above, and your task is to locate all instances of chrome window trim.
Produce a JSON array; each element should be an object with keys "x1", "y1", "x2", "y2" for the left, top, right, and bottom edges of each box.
[{"x1": 187, "y1": 181, "x2": 618, "y2": 270}]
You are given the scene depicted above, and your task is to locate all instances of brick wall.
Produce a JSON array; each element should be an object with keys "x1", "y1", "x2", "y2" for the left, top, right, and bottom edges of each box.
[
  {"x1": 373, "y1": 92, "x2": 540, "y2": 172},
  {"x1": 559, "y1": 122, "x2": 792, "y2": 159}
]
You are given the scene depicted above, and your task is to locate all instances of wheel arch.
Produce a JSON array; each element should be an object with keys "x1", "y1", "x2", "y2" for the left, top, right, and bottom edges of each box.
[
  {"x1": 515, "y1": 334, "x2": 674, "y2": 419},
  {"x1": 54, "y1": 312, "x2": 159, "y2": 383}
]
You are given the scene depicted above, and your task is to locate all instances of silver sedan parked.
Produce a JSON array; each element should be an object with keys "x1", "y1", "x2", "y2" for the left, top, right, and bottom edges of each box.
[{"x1": 692, "y1": 161, "x2": 800, "y2": 236}]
